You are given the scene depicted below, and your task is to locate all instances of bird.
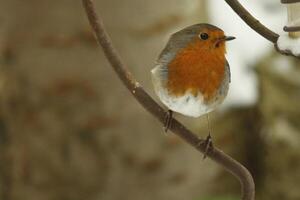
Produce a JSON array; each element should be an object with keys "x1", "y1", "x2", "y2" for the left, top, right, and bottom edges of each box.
[{"x1": 151, "y1": 23, "x2": 235, "y2": 155}]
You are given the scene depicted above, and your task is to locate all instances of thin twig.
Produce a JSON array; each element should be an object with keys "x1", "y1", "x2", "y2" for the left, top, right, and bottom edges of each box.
[{"x1": 81, "y1": 0, "x2": 255, "y2": 200}]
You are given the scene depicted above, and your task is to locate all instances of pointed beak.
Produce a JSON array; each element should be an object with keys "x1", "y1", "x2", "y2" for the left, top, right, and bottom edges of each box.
[
  {"x1": 217, "y1": 36, "x2": 236, "y2": 42},
  {"x1": 215, "y1": 36, "x2": 235, "y2": 47},
  {"x1": 224, "y1": 36, "x2": 236, "y2": 41}
]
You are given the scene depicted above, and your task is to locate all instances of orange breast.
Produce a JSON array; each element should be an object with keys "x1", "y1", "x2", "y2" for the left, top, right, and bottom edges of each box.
[{"x1": 167, "y1": 39, "x2": 226, "y2": 102}]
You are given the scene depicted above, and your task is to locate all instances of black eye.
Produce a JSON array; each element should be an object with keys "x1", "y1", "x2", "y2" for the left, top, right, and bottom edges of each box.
[{"x1": 200, "y1": 33, "x2": 209, "y2": 40}]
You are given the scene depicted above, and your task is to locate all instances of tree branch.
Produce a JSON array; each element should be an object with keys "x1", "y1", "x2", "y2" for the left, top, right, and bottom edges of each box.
[
  {"x1": 81, "y1": 0, "x2": 255, "y2": 200},
  {"x1": 224, "y1": 0, "x2": 300, "y2": 59}
]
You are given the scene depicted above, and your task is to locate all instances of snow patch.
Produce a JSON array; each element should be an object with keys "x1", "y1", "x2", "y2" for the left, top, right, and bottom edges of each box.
[{"x1": 277, "y1": 34, "x2": 300, "y2": 56}]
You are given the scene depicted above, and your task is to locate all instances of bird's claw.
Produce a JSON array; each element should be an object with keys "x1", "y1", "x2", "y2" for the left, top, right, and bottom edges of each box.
[
  {"x1": 198, "y1": 134, "x2": 214, "y2": 159},
  {"x1": 164, "y1": 110, "x2": 173, "y2": 133}
]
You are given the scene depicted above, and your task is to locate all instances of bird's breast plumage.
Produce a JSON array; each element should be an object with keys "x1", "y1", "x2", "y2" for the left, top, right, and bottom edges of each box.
[
  {"x1": 166, "y1": 38, "x2": 226, "y2": 103},
  {"x1": 151, "y1": 57, "x2": 230, "y2": 118}
]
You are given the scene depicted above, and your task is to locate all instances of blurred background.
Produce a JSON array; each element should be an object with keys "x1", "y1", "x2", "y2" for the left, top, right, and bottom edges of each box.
[{"x1": 0, "y1": 0, "x2": 300, "y2": 200}]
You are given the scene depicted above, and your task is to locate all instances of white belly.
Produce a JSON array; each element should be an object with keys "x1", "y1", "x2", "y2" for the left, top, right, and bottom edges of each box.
[
  {"x1": 151, "y1": 66, "x2": 223, "y2": 118},
  {"x1": 156, "y1": 89, "x2": 215, "y2": 117}
]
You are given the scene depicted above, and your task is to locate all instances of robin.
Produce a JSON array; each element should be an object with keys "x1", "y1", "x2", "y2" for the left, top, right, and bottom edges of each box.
[{"x1": 151, "y1": 23, "x2": 235, "y2": 155}]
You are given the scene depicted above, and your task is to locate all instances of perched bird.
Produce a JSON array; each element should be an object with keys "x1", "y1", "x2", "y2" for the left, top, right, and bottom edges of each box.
[{"x1": 151, "y1": 23, "x2": 235, "y2": 151}]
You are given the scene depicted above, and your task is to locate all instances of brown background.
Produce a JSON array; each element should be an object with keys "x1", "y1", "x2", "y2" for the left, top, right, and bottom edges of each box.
[{"x1": 0, "y1": 1, "x2": 300, "y2": 200}]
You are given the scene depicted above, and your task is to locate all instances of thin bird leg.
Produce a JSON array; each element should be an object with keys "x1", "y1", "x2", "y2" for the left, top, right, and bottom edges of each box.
[
  {"x1": 164, "y1": 110, "x2": 173, "y2": 133},
  {"x1": 203, "y1": 114, "x2": 214, "y2": 159}
]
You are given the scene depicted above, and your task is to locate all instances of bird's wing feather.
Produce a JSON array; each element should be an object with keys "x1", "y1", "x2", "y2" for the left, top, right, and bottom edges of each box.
[
  {"x1": 225, "y1": 60, "x2": 231, "y2": 83},
  {"x1": 151, "y1": 64, "x2": 168, "y2": 81},
  {"x1": 153, "y1": 30, "x2": 196, "y2": 81}
]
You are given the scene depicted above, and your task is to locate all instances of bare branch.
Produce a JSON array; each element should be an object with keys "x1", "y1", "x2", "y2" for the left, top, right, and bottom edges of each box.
[
  {"x1": 224, "y1": 0, "x2": 279, "y2": 43},
  {"x1": 81, "y1": 0, "x2": 255, "y2": 200}
]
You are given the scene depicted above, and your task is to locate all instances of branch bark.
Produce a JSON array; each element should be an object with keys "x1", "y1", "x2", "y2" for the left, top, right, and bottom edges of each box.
[{"x1": 81, "y1": 0, "x2": 255, "y2": 200}]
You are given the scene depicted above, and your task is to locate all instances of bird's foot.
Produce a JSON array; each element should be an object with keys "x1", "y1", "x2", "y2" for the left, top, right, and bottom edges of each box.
[
  {"x1": 163, "y1": 110, "x2": 173, "y2": 133},
  {"x1": 198, "y1": 134, "x2": 214, "y2": 159}
]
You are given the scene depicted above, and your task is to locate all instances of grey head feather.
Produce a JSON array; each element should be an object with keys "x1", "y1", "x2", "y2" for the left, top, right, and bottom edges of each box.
[{"x1": 157, "y1": 23, "x2": 222, "y2": 64}]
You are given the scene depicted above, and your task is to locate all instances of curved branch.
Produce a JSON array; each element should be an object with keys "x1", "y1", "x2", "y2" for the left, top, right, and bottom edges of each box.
[
  {"x1": 224, "y1": 0, "x2": 279, "y2": 43},
  {"x1": 81, "y1": 0, "x2": 255, "y2": 200}
]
